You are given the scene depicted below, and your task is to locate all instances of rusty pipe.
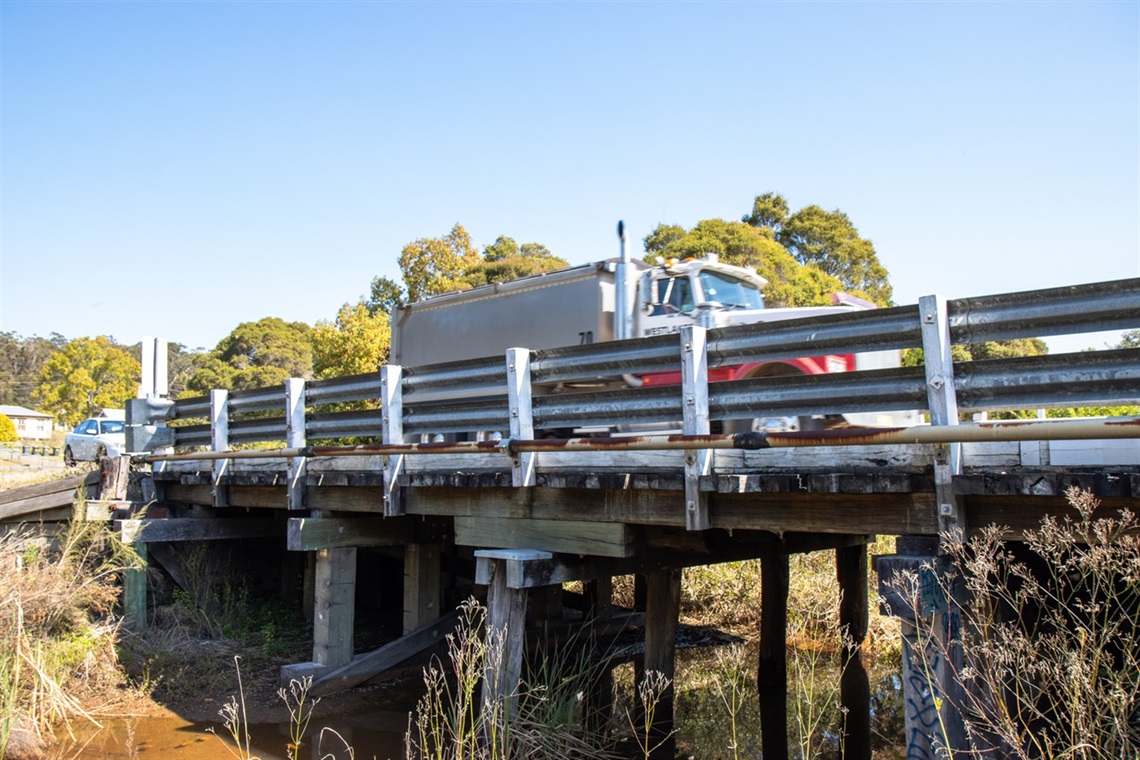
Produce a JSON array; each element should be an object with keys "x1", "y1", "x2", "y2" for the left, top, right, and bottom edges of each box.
[{"x1": 137, "y1": 416, "x2": 1138, "y2": 463}]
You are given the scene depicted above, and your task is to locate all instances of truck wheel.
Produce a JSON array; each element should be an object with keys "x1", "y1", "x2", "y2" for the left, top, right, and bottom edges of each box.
[{"x1": 63, "y1": 446, "x2": 76, "y2": 466}]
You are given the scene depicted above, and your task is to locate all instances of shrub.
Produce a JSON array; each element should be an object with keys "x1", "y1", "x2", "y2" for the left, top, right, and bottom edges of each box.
[
  {"x1": 0, "y1": 513, "x2": 143, "y2": 755},
  {"x1": 0, "y1": 414, "x2": 16, "y2": 443}
]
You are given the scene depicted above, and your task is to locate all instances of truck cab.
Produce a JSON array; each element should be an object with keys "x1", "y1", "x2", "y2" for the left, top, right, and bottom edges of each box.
[{"x1": 638, "y1": 256, "x2": 764, "y2": 336}]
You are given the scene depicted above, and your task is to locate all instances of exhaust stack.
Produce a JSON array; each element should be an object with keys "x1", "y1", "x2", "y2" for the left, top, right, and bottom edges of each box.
[{"x1": 615, "y1": 220, "x2": 630, "y2": 341}]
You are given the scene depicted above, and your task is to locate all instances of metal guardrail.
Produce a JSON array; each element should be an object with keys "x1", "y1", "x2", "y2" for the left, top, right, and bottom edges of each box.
[{"x1": 162, "y1": 278, "x2": 1140, "y2": 446}]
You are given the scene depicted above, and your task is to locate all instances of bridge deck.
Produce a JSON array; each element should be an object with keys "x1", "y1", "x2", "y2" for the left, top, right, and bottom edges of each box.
[{"x1": 149, "y1": 441, "x2": 1140, "y2": 549}]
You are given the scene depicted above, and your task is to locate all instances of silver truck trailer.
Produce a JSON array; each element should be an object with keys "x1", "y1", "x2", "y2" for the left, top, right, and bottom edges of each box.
[{"x1": 390, "y1": 259, "x2": 640, "y2": 368}]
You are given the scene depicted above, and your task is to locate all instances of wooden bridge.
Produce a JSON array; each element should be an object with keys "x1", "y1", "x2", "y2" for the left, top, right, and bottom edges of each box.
[{"x1": 3, "y1": 278, "x2": 1138, "y2": 759}]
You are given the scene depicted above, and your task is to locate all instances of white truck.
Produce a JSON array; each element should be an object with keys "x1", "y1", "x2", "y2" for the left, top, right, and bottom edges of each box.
[{"x1": 390, "y1": 223, "x2": 908, "y2": 435}]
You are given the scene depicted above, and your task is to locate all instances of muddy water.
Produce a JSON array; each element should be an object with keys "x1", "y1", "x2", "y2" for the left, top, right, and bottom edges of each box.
[
  {"x1": 50, "y1": 706, "x2": 410, "y2": 760},
  {"x1": 49, "y1": 644, "x2": 903, "y2": 759}
]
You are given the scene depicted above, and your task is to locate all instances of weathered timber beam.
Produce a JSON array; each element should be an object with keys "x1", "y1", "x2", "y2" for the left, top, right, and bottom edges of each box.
[
  {"x1": 117, "y1": 517, "x2": 282, "y2": 544},
  {"x1": 643, "y1": 568, "x2": 681, "y2": 752},
  {"x1": 482, "y1": 556, "x2": 528, "y2": 719},
  {"x1": 838, "y1": 543, "x2": 871, "y2": 759},
  {"x1": 454, "y1": 515, "x2": 634, "y2": 558},
  {"x1": 85, "y1": 500, "x2": 131, "y2": 521},
  {"x1": 309, "y1": 607, "x2": 463, "y2": 697},
  {"x1": 1, "y1": 505, "x2": 73, "y2": 523},
  {"x1": 0, "y1": 472, "x2": 97, "y2": 506},
  {"x1": 0, "y1": 473, "x2": 99, "y2": 520},
  {"x1": 758, "y1": 545, "x2": 789, "y2": 760},
  {"x1": 469, "y1": 532, "x2": 875, "y2": 591},
  {"x1": 162, "y1": 483, "x2": 286, "y2": 509},
  {"x1": 714, "y1": 492, "x2": 938, "y2": 535},
  {"x1": 966, "y1": 494, "x2": 1140, "y2": 540},
  {"x1": 411, "y1": 486, "x2": 937, "y2": 535},
  {"x1": 0, "y1": 522, "x2": 65, "y2": 538},
  {"x1": 313, "y1": 547, "x2": 356, "y2": 668},
  {"x1": 307, "y1": 486, "x2": 384, "y2": 513},
  {"x1": 287, "y1": 516, "x2": 447, "y2": 551}
]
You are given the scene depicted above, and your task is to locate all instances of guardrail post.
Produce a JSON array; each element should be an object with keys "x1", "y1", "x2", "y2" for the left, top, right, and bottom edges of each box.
[
  {"x1": 381, "y1": 365, "x2": 405, "y2": 517},
  {"x1": 286, "y1": 378, "x2": 306, "y2": 511},
  {"x1": 138, "y1": 336, "x2": 168, "y2": 399},
  {"x1": 917, "y1": 294, "x2": 967, "y2": 754},
  {"x1": 506, "y1": 348, "x2": 536, "y2": 487},
  {"x1": 210, "y1": 389, "x2": 229, "y2": 508},
  {"x1": 681, "y1": 325, "x2": 710, "y2": 530},
  {"x1": 918, "y1": 294, "x2": 963, "y2": 536}
]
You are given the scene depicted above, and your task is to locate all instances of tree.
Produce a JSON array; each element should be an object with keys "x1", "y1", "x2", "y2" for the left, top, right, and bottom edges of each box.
[
  {"x1": 482, "y1": 235, "x2": 521, "y2": 263},
  {"x1": 389, "y1": 225, "x2": 567, "y2": 306},
  {"x1": 478, "y1": 237, "x2": 566, "y2": 285},
  {"x1": 368, "y1": 276, "x2": 406, "y2": 317},
  {"x1": 312, "y1": 301, "x2": 391, "y2": 379},
  {"x1": 643, "y1": 224, "x2": 687, "y2": 258},
  {"x1": 1117, "y1": 329, "x2": 1139, "y2": 349},
  {"x1": 742, "y1": 191, "x2": 790, "y2": 231},
  {"x1": 32, "y1": 336, "x2": 140, "y2": 427},
  {"x1": 167, "y1": 343, "x2": 214, "y2": 398},
  {"x1": 185, "y1": 318, "x2": 314, "y2": 394},
  {"x1": 0, "y1": 414, "x2": 16, "y2": 443},
  {"x1": 398, "y1": 223, "x2": 483, "y2": 303},
  {"x1": 776, "y1": 205, "x2": 893, "y2": 305},
  {"x1": 0, "y1": 331, "x2": 66, "y2": 407}
]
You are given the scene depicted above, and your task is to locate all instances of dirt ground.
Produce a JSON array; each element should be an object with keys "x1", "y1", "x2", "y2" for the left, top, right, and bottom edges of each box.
[{"x1": 121, "y1": 607, "x2": 430, "y2": 726}]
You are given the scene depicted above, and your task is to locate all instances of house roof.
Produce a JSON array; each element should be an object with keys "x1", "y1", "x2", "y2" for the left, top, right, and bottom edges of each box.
[{"x1": 0, "y1": 405, "x2": 54, "y2": 419}]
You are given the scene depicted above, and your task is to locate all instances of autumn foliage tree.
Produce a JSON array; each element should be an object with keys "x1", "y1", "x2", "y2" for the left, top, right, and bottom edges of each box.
[
  {"x1": 32, "y1": 336, "x2": 140, "y2": 427},
  {"x1": 0, "y1": 414, "x2": 17, "y2": 443},
  {"x1": 375, "y1": 224, "x2": 568, "y2": 311},
  {"x1": 397, "y1": 224, "x2": 485, "y2": 303},
  {"x1": 312, "y1": 301, "x2": 391, "y2": 379}
]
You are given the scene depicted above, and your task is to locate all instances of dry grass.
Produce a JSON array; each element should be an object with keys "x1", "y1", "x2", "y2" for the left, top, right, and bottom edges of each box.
[
  {"x1": 0, "y1": 510, "x2": 145, "y2": 757},
  {"x1": 613, "y1": 535, "x2": 901, "y2": 659},
  {"x1": 0, "y1": 464, "x2": 92, "y2": 490},
  {"x1": 900, "y1": 488, "x2": 1140, "y2": 758}
]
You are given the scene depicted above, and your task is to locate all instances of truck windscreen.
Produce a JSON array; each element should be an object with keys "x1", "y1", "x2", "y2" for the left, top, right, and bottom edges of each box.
[{"x1": 698, "y1": 271, "x2": 764, "y2": 309}]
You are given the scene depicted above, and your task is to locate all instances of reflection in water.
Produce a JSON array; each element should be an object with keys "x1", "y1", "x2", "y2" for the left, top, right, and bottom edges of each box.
[
  {"x1": 51, "y1": 706, "x2": 410, "y2": 760},
  {"x1": 51, "y1": 643, "x2": 902, "y2": 759}
]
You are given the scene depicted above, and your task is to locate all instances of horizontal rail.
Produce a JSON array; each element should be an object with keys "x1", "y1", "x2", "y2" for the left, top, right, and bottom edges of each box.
[
  {"x1": 948, "y1": 278, "x2": 1140, "y2": 344},
  {"x1": 707, "y1": 305, "x2": 923, "y2": 366},
  {"x1": 304, "y1": 373, "x2": 383, "y2": 405},
  {"x1": 173, "y1": 396, "x2": 209, "y2": 419},
  {"x1": 161, "y1": 279, "x2": 1139, "y2": 447},
  {"x1": 140, "y1": 416, "x2": 1139, "y2": 462}
]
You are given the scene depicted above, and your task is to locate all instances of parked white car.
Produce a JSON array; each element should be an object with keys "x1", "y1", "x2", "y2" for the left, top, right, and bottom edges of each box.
[{"x1": 64, "y1": 412, "x2": 126, "y2": 465}]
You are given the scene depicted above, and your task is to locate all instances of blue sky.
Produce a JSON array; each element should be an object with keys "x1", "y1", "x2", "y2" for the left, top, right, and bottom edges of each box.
[{"x1": 2, "y1": 1, "x2": 1137, "y2": 355}]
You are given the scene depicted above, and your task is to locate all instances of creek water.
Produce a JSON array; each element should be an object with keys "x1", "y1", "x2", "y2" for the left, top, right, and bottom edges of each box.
[
  {"x1": 48, "y1": 643, "x2": 903, "y2": 759},
  {"x1": 49, "y1": 705, "x2": 410, "y2": 760}
]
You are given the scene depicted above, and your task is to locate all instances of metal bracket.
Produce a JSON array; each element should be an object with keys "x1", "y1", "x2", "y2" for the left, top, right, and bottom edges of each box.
[
  {"x1": 210, "y1": 389, "x2": 229, "y2": 508},
  {"x1": 381, "y1": 365, "x2": 405, "y2": 516},
  {"x1": 681, "y1": 325, "x2": 710, "y2": 530},
  {"x1": 286, "y1": 378, "x2": 306, "y2": 511},
  {"x1": 918, "y1": 294, "x2": 964, "y2": 538},
  {"x1": 506, "y1": 348, "x2": 536, "y2": 487}
]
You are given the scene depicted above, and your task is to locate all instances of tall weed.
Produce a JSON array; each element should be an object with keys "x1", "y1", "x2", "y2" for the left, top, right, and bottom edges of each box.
[
  {"x1": 406, "y1": 598, "x2": 622, "y2": 760},
  {"x1": 0, "y1": 510, "x2": 143, "y2": 754},
  {"x1": 898, "y1": 487, "x2": 1140, "y2": 758}
]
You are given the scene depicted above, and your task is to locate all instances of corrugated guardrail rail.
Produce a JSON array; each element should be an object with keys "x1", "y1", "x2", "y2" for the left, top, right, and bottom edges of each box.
[{"x1": 164, "y1": 278, "x2": 1139, "y2": 447}]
